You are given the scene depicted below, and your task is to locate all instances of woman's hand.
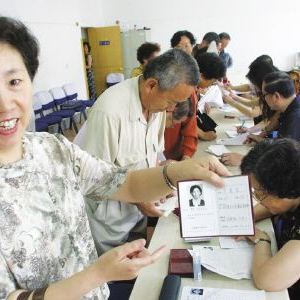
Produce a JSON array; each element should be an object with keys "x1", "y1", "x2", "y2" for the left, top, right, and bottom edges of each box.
[
  {"x1": 220, "y1": 153, "x2": 244, "y2": 166},
  {"x1": 136, "y1": 202, "x2": 165, "y2": 217},
  {"x1": 236, "y1": 126, "x2": 249, "y2": 134},
  {"x1": 168, "y1": 155, "x2": 231, "y2": 189},
  {"x1": 91, "y1": 239, "x2": 167, "y2": 283}
]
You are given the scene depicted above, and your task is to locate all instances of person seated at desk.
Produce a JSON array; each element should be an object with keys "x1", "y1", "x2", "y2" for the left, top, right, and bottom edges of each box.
[
  {"x1": 222, "y1": 60, "x2": 279, "y2": 122},
  {"x1": 0, "y1": 16, "x2": 232, "y2": 300},
  {"x1": 227, "y1": 54, "x2": 274, "y2": 93},
  {"x1": 220, "y1": 62, "x2": 279, "y2": 167},
  {"x1": 195, "y1": 52, "x2": 226, "y2": 141},
  {"x1": 130, "y1": 42, "x2": 161, "y2": 78},
  {"x1": 189, "y1": 185, "x2": 205, "y2": 207},
  {"x1": 240, "y1": 138, "x2": 300, "y2": 300}
]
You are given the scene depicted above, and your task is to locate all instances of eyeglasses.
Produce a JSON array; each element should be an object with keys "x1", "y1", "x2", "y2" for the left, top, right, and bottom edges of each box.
[
  {"x1": 252, "y1": 187, "x2": 268, "y2": 203},
  {"x1": 260, "y1": 92, "x2": 271, "y2": 100}
]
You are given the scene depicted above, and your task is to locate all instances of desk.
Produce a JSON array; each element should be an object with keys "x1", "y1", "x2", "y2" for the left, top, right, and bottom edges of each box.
[{"x1": 129, "y1": 108, "x2": 290, "y2": 300}]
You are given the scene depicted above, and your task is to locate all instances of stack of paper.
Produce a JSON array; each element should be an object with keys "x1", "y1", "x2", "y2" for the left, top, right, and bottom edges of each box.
[
  {"x1": 216, "y1": 133, "x2": 248, "y2": 145},
  {"x1": 180, "y1": 286, "x2": 266, "y2": 300},
  {"x1": 191, "y1": 245, "x2": 253, "y2": 279},
  {"x1": 205, "y1": 145, "x2": 230, "y2": 157}
]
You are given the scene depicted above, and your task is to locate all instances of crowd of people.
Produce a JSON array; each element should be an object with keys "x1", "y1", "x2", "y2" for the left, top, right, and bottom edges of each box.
[{"x1": 1, "y1": 14, "x2": 300, "y2": 300}]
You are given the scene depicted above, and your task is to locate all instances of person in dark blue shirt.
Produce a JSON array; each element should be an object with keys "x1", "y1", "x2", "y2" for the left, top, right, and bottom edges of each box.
[
  {"x1": 262, "y1": 71, "x2": 300, "y2": 141},
  {"x1": 219, "y1": 32, "x2": 233, "y2": 68}
]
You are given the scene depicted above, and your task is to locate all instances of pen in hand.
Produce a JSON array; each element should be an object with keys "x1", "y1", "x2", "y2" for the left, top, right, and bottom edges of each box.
[{"x1": 241, "y1": 120, "x2": 245, "y2": 128}]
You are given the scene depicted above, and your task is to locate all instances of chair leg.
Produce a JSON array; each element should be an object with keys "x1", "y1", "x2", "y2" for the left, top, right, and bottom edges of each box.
[
  {"x1": 58, "y1": 122, "x2": 64, "y2": 134},
  {"x1": 71, "y1": 117, "x2": 78, "y2": 133}
]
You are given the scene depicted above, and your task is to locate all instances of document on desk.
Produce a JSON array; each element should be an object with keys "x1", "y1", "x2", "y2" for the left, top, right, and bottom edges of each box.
[
  {"x1": 192, "y1": 245, "x2": 253, "y2": 279},
  {"x1": 219, "y1": 236, "x2": 253, "y2": 249},
  {"x1": 178, "y1": 176, "x2": 254, "y2": 239},
  {"x1": 180, "y1": 286, "x2": 266, "y2": 300},
  {"x1": 198, "y1": 85, "x2": 224, "y2": 113},
  {"x1": 216, "y1": 133, "x2": 248, "y2": 145},
  {"x1": 205, "y1": 145, "x2": 230, "y2": 157}
]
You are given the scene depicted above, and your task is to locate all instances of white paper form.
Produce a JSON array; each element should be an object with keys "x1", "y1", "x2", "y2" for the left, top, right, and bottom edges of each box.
[
  {"x1": 192, "y1": 246, "x2": 253, "y2": 279},
  {"x1": 180, "y1": 286, "x2": 266, "y2": 300},
  {"x1": 205, "y1": 145, "x2": 230, "y2": 157},
  {"x1": 178, "y1": 177, "x2": 254, "y2": 238},
  {"x1": 216, "y1": 133, "x2": 248, "y2": 145},
  {"x1": 219, "y1": 237, "x2": 253, "y2": 249},
  {"x1": 217, "y1": 176, "x2": 254, "y2": 236},
  {"x1": 198, "y1": 86, "x2": 224, "y2": 113}
]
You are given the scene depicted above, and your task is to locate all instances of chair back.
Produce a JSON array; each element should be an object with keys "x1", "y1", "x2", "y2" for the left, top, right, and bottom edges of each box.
[
  {"x1": 106, "y1": 72, "x2": 124, "y2": 88},
  {"x1": 33, "y1": 94, "x2": 43, "y2": 116},
  {"x1": 49, "y1": 87, "x2": 68, "y2": 106},
  {"x1": 35, "y1": 91, "x2": 56, "y2": 116},
  {"x1": 62, "y1": 83, "x2": 78, "y2": 101}
]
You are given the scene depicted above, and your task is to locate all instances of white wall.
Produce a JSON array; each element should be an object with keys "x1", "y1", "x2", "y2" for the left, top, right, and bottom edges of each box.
[
  {"x1": 100, "y1": 0, "x2": 300, "y2": 83},
  {"x1": 1, "y1": 0, "x2": 300, "y2": 92},
  {"x1": 0, "y1": 0, "x2": 103, "y2": 97}
]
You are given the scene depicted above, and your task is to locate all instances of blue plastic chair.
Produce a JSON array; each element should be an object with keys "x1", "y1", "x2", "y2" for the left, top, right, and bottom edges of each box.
[
  {"x1": 49, "y1": 87, "x2": 87, "y2": 121},
  {"x1": 62, "y1": 83, "x2": 96, "y2": 107},
  {"x1": 33, "y1": 94, "x2": 62, "y2": 132},
  {"x1": 36, "y1": 91, "x2": 79, "y2": 133}
]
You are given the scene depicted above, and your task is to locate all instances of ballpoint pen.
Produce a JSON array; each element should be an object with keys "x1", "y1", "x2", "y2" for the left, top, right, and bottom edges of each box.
[{"x1": 241, "y1": 120, "x2": 245, "y2": 128}]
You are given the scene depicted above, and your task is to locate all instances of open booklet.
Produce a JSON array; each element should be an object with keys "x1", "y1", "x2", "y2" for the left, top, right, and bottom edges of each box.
[
  {"x1": 178, "y1": 176, "x2": 254, "y2": 238},
  {"x1": 180, "y1": 286, "x2": 266, "y2": 300}
]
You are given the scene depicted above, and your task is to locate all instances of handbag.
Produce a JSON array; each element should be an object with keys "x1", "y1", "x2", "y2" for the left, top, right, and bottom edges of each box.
[{"x1": 196, "y1": 111, "x2": 218, "y2": 132}]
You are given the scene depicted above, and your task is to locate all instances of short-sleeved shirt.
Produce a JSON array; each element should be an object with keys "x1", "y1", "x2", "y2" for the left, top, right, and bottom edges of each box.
[
  {"x1": 130, "y1": 66, "x2": 144, "y2": 78},
  {"x1": 80, "y1": 77, "x2": 166, "y2": 254},
  {"x1": 277, "y1": 205, "x2": 300, "y2": 299},
  {"x1": 0, "y1": 132, "x2": 127, "y2": 300},
  {"x1": 278, "y1": 95, "x2": 300, "y2": 141}
]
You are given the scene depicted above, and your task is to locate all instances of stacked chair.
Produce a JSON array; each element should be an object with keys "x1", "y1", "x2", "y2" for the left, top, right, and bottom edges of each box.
[{"x1": 62, "y1": 83, "x2": 96, "y2": 107}]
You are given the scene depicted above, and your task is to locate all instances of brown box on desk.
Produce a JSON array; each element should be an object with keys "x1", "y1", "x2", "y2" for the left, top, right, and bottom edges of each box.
[{"x1": 168, "y1": 249, "x2": 193, "y2": 278}]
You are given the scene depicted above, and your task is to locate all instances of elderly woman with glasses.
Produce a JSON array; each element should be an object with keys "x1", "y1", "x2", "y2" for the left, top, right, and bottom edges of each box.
[{"x1": 240, "y1": 138, "x2": 300, "y2": 300}]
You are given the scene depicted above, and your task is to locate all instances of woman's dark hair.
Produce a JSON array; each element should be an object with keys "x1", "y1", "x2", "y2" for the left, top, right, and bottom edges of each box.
[
  {"x1": 173, "y1": 97, "x2": 194, "y2": 121},
  {"x1": 83, "y1": 41, "x2": 91, "y2": 53},
  {"x1": 195, "y1": 52, "x2": 226, "y2": 80},
  {"x1": 246, "y1": 61, "x2": 279, "y2": 120},
  {"x1": 263, "y1": 71, "x2": 296, "y2": 98},
  {"x1": 136, "y1": 42, "x2": 160, "y2": 64},
  {"x1": 246, "y1": 61, "x2": 279, "y2": 90},
  {"x1": 190, "y1": 185, "x2": 202, "y2": 195},
  {"x1": 170, "y1": 30, "x2": 196, "y2": 48},
  {"x1": 0, "y1": 16, "x2": 39, "y2": 80},
  {"x1": 241, "y1": 138, "x2": 300, "y2": 199},
  {"x1": 248, "y1": 55, "x2": 273, "y2": 70}
]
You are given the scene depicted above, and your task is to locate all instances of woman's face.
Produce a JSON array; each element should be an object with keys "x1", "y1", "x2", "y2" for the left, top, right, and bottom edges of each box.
[
  {"x1": 0, "y1": 43, "x2": 32, "y2": 154},
  {"x1": 192, "y1": 187, "x2": 201, "y2": 200},
  {"x1": 84, "y1": 44, "x2": 89, "y2": 54},
  {"x1": 251, "y1": 175, "x2": 299, "y2": 215}
]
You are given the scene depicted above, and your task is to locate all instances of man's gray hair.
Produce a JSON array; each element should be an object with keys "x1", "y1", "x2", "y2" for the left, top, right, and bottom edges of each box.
[{"x1": 143, "y1": 49, "x2": 200, "y2": 90}]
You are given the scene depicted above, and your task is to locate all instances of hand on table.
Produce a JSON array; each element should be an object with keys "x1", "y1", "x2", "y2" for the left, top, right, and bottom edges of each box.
[{"x1": 220, "y1": 153, "x2": 244, "y2": 166}]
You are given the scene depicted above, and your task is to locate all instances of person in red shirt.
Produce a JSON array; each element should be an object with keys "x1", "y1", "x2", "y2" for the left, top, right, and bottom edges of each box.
[{"x1": 164, "y1": 48, "x2": 226, "y2": 160}]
